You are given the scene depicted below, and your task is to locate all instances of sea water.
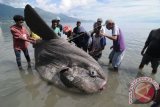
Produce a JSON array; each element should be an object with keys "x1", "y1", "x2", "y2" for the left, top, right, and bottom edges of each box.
[{"x1": 0, "y1": 21, "x2": 159, "y2": 107}]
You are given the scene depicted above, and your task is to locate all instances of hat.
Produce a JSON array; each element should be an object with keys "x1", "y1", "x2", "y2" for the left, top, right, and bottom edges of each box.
[
  {"x1": 63, "y1": 25, "x2": 72, "y2": 33},
  {"x1": 56, "y1": 17, "x2": 60, "y2": 21},
  {"x1": 13, "y1": 15, "x2": 24, "y2": 22},
  {"x1": 97, "y1": 18, "x2": 103, "y2": 22}
]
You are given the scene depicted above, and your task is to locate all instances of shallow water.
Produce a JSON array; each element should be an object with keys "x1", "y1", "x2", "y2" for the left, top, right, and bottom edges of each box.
[{"x1": 0, "y1": 21, "x2": 160, "y2": 107}]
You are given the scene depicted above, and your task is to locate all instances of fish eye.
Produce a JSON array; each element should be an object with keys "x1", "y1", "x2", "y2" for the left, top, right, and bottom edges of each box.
[{"x1": 89, "y1": 70, "x2": 97, "y2": 77}]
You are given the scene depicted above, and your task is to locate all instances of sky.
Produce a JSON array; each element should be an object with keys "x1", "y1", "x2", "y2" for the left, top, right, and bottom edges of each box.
[{"x1": 0, "y1": 0, "x2": 160, "y2": 22}]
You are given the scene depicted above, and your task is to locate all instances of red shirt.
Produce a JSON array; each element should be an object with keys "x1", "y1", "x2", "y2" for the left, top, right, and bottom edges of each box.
[{"x1": 10, "y1": 24, "x2": 30, "y2": 50}]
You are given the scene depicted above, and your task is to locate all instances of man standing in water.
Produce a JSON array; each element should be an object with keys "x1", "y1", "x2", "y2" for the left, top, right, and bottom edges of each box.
[
  {"x1": 139, "y1": 28, "x2": 160, "y2": 74},
  {"x1": 10, "y1": 15, "x2": 35, "y2": 71},
  {"x1": 102, "y1": 19, "x2": 126, "y2": 71}
]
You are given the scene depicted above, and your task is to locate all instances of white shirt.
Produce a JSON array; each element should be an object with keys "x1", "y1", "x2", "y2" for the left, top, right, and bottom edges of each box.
[{"x1": 112, "y1": 25, "x2": 119, "y2": 36}]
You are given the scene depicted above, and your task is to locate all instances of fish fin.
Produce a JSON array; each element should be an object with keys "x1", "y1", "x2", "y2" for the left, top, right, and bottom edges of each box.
[{"x1": 24, "y1": 4, "x2": 58, "y2": 40}]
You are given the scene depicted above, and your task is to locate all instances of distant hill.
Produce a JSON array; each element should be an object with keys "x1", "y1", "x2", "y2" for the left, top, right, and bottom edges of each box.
[
  {"x1": 0, "y1": 3, "x2": 92, "y2": 22},
  {"x1": 0, "y1": 3, "x2": 23, "y2": 20}
]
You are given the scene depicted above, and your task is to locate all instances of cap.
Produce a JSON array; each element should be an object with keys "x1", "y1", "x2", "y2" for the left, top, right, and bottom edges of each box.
[
  {"x1": 63, "y1": 25, "x2": 72, "y2": 33},
  {"x1": 13, "y1": 15, "x2": 24, "y2": 22},
  {"x1": 56, "y1": 17, "x2": 60, "y2": 21},
  {"x1": 97, "y1": 18, "x2": 103, "y2": 22}
]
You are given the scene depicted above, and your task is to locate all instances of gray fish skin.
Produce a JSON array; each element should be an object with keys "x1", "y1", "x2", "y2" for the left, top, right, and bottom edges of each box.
[
  {"x1": 35, "y1": 39, "x2": 107, "y2": 93},
  {"x1": 24, "y1": 4, "x2": 107, "y2": 93}
]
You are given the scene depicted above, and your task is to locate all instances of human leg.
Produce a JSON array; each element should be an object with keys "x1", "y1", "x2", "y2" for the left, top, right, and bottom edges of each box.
[
  {"x1": 112, "y1": 51, "x2": 125, "y2": 71},
  {"x1": 109, "y1": 50, "x2": 114, "y2": 64},
  {"x1": 14, "y1": 49, "x2": 24, "y2": 71},
  {"x1": 151, "y1": 59, "x2": 159, "y2": 74},
  {"x1": 139, "y1": 54, "x2": 150, "y2": 70},
  {"x1": 23, "y1": 49, "x2": 31, "y2": 69},
  {"x1": 151, "y1": 86, "x2": 160, "y2": 107}
]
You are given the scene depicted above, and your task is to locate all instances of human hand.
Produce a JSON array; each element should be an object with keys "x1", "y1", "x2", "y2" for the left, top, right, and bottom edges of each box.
[
  {"x1": 89, "y1": 50, "x2": 96, "y2": 56},
  {"x1": 29, "y1": 37, "x2": 35, "y2": 41},
  {"x1": 100, "y1": 32, "x2": 105, "y2": 36},
  {"x1": 141, "y1": 49, "x2": 145, "y2": 56},
  {"x1": 29, "y1": 40, "x2": 36, "y2": 44}
]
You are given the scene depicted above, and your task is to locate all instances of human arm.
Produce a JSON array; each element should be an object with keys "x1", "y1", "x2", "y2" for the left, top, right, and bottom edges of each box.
[
  {"x1": 141, "y1": 45, "x2": 147, "y2": 56},
  {"x1": 141, "y1": 30, "x2": 153, "y2": 55},
  {"x1": 10, "y1": 27, "x2": 35, "y2": 43},
  {"x1": 89, "y1": 47, "x2": 104, "y2": 57},
  {"x1": 101, "y1": 25, "x2": 119, "y2": 41},
  {"x1": 103, "y1": 33, "x2": 118, "y2": 41},
  {"x1": 58, "y1": 28, "x2": 61, "y2": 37},
  {"x1": 60, "y1": 24, "x2": 63, "y2": 32}
]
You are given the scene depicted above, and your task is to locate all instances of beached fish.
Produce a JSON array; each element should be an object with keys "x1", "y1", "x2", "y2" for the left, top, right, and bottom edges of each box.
[{"x1": 24, "y1": 4, "x2": 107, "y2": 93}]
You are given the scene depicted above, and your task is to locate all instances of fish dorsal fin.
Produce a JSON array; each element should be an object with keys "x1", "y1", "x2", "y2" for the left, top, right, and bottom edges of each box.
[{"x1": 24, "y1": 4, "x2": 58, "y2": 40}]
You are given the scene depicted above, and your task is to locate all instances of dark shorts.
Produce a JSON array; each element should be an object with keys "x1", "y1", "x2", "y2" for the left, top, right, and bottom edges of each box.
[{"x1": 140, "y1": 54, "x2": 160, "y2": 70}]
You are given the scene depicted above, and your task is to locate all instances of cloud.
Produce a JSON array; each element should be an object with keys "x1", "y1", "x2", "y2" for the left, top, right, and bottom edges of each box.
[
  {"x1": 35, "y1": 0, "x2": 58, "y2": 13},
  {"x1": 68, "y1": 0, "x2": 160, "y2": 21},
  {"x1": 0, "y1": 0, "x2": 29, "y2": 8},
  {"x1": 34, "y1": 0, "x2": 97, "y2": 14},
  {"x1": 59, "y1": 0, "x2": 96, "y2": 12},
  {"x1": 0, "y1": 0, "x2": 160, "y2": 22}
]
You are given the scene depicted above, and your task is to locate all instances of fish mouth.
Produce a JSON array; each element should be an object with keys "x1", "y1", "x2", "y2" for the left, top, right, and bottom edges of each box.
[
  {"x1": 99, "y1": 80, "x2": 106, "y2": 91},
  {"x1": 59, "y1": 66, "x2": 107, "y2": 93}
]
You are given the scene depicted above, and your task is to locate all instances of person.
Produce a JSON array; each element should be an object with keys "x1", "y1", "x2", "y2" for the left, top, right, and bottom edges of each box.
[
  {"x1": 30, "y1": 32, "x2": 42, "y2": 48},
  {"x1": 56, "y1": 17, "x2": 63, "y2": 32},
  {"x1": 10, "y1": 15, "x2": 35, "y2": 71},
  {"x1": 73, "y1": 20, "x2": 81, "y2": 34},
  {"x1": 73, "y1": 21, "x2": 90, "y2": 52},
  {"x1": 151, "y1": 84, "x2": 160, "y2": 107},
  {"x1": 63, "y1": 25, "x2": 73, "y2": 41},
  {"x1": 91, "y1": 18, "x2": 105, "y2": 37},
  {"x1": 139, "y1": 28, "x2": 160, "y2": 74},
  {"x1": 89, "y1": 27, "x2": 106, "y2": 60},
  {"x1": 51, "y1": 19, "x2": 61, "y2": 37},
  {"x1": 102, "y1": 19, "x2": 126, "y2": 71},
  {"x1": 30, "y1": 32, "x2": 42, "y2": 65}
]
